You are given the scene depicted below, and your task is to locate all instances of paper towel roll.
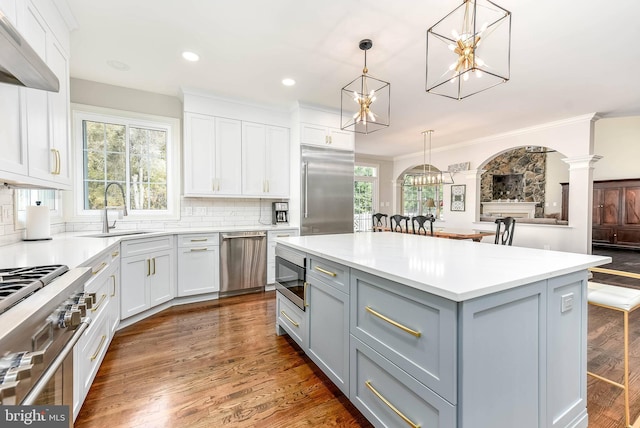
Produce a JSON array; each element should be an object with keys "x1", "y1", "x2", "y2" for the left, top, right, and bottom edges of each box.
[{"x1": 25, "y1": 202, "x2": 51, "y2": 240}]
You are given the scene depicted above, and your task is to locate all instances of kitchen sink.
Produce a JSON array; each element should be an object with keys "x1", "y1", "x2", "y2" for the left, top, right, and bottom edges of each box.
[{"x1": 81, "y1": 230, "x2": 155, "y2": 238}]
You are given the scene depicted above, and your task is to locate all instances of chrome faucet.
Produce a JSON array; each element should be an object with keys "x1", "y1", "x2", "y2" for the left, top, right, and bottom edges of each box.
[{"x1": 102, "y1": 182, "x2": 128, "y2": 233}]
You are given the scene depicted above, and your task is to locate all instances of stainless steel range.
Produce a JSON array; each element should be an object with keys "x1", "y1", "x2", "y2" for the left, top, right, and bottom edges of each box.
[{"x1": 0, "y1": 265, "x2": 92, "y2": 407}]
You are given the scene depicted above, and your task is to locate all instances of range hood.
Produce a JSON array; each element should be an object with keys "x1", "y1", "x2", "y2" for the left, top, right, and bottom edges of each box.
[{"x1": 0, "y1": 11, "x2": 59, "y2": 92}]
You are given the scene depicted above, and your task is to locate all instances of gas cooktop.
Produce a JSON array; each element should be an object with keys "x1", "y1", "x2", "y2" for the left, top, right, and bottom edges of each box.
[{"x1": 0, "y1": 265, "x2": 69, "y2": 315}]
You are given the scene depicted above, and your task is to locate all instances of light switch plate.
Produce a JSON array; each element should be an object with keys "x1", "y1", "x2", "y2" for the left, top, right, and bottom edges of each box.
[{"x1": 561, "y1": 293, "x2": 574, "y2": 313}]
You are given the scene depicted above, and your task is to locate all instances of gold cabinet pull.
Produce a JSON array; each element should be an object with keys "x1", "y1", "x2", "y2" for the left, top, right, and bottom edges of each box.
[
  {"x1": 314, "y1": 266, "x2": 337, "y2": 277},
  {"x1": 365, "y1": 306, "x2": 421, "y2": 338},
  {"x1": 92, "y1": 262, "x2": 107, "y2": 275},
  {"x1": 90, "y1": 335, "x2": 107, "y2": 361},
  {"x1": 276, "y1": 234, "x2": 290, "y2": 238},
  {"x1": 91, "y1": 294, "x2": 107, "y2": 312},
  {"x1": 303, "y1": 281, "x2": 309, "y2": 307},
  {"x1": 151, "y1": 257, "x2": 156, "y2": 275},
  {"x1": 146, "y1": 259, "x2": 151, "y2": 276},
  {"x1": 111, "y1": 251, "x2": 119, "y2": 258},
  {"x1": 190, "y1": 248, "x2": 208, "y2": 252},
  {"x1": 190, "y1": 238, "x2": 208, "y2": 242},
  {"x1": 50, "y1": 149, "x2": 61, "y2": 175},
  {"x1": 110, "y1": 275, "x2": 116, "y2": 297},
  {"x1": 365, "y1": 380, "x2": 420, "y2": 428},
  {"x1": 280, "y1": 310, "x2": 299, "y2": 327}
]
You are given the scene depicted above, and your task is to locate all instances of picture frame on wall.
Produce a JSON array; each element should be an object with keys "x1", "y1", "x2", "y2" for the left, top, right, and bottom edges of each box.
[{"x1": 451, "y1": 184, "x2": 466, "y2": 211}]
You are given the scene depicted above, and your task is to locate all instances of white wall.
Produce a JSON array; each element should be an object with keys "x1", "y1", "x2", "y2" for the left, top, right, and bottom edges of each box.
[
  {"x1": 70, "y1": 78, "x2": 182, "y2": 119},
  {"x1": 391, "y1": 114, "x2": 599, "y2": 253},
  {"x1": 593, "y1": 116, "x2": 640, "y2": 181}
]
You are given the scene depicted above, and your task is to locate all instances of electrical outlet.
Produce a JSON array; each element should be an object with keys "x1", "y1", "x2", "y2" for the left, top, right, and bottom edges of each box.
[{"x1": 561, "y1": 293, "x2": 574, "y2": 313}]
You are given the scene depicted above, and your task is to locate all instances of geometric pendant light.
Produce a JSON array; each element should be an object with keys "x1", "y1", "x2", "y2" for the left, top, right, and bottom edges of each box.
[
  {"x1": 406, "y1": 130, "x2": 454, "y2": 187},
  {"x1": 426, "y1": 0, "x2": 511, "y2": 100},
  {"x1": 341, "y1": 39, "x2": 390, "y2": 134}
]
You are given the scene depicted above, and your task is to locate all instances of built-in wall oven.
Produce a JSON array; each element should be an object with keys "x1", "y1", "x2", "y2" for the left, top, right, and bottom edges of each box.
[{"x1": 274, "y1": 246, "x2": 306, "y2": 310}]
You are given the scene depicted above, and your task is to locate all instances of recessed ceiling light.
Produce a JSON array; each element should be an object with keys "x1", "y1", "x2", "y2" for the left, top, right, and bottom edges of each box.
[
  {"x1": 282, "y1": 78, "x2": 296, "y2": 86},
  {"x1": 182, "y1": 51, "x2": 200, "y2": 62},
  {"x1": 107, "y1": 60, "x2": 130, "y2": 71}
]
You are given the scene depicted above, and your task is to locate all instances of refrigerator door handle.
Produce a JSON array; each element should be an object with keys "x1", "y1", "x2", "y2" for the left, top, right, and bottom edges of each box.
[{"x1": 303, "y1": 161, "x2": 309, "y2": 218}]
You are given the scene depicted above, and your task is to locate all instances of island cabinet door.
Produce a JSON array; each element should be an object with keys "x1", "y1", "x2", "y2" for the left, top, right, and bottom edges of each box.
[
  {"x1": 459, "y1": 280, "x2": 550, "y2": 428},
  {"x1": 306, "y1": 276, "x2": 350, "y2": 396}
]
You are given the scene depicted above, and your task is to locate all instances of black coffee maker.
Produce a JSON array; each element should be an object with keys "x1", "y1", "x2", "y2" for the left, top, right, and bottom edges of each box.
[{"x1": 272, "y1": 202, "x2": 289, "y2": 224}]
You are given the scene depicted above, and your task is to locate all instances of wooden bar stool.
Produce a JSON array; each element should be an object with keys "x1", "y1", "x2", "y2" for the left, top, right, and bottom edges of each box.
[{"x1": 587, "y1": 267, "x2": 640, "y2": 428}]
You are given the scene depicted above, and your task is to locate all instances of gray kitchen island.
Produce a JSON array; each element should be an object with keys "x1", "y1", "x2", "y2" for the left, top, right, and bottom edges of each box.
[{"x1": 274, "y1": 232, "x2": 610, "y2": 428}]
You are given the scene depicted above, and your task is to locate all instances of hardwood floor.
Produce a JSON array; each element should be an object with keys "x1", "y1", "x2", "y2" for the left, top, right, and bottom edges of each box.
[
  {"x1": 75, "y1": 291, "x2": 371, "y2": 428},
  {"x1": 76, "y1": 274, "x2": 640, "y2": 428}
]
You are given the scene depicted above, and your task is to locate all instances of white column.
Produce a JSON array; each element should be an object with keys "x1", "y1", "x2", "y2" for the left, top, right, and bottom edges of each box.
[
  {"x1": 465, "y1": 169, "x2": 485, "y2": 222},
  {"x1": 562, "y1": 155, "x2": 602, "y2": 254}
]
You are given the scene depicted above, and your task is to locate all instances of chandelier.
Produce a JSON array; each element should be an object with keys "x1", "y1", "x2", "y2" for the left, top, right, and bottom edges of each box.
[
  {"x1": 406, "y1": 130, "x2": 454, "y2": 187},
  {"x1": 426, "y1": 0, "x2": 511, "y2": 100},
  {"x1": 341, "y1": 39, "x2": 390, "y2": 134}
]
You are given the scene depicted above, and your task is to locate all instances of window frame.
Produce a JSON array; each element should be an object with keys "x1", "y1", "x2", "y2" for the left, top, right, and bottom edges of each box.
[
  {"x1": 71, "y1": 104, "x2": 180, "y2": 221},
  {"x1": 354, "y1": 162, "x2": 379, "y2": 232}
]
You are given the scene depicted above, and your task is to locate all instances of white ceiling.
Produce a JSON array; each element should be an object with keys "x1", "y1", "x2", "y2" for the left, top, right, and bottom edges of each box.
[{"x1": 65, "y1": 0, "x2": 640, "y2": 158}]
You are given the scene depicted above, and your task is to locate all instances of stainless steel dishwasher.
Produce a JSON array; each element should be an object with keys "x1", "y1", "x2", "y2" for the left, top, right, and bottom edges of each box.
[{"x1": 220, "y1": 231, "x2": 267, "y2": 295}]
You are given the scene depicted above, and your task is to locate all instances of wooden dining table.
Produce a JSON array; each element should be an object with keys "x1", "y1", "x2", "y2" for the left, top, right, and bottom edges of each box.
[
  {"x1": 433, "y1": 228, "x2": 495, "y2": 242},
  {"x1": 372, "y1": 226, "x2": 495, "y2": 242}
]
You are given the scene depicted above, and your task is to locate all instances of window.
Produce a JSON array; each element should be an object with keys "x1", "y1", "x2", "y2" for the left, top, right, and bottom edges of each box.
[
  {"x1": 354, "y1": 164, "x2": 378, "y2": 232},
  {"x1": 14, "y1": 189, "x2": 60, "y2": 228},
  {"x1": 402, "y1": 175, "x2": 442, "y2": 218},
  {"x1": 73, "y1": 106, "x2": 179, "y2": 219}
]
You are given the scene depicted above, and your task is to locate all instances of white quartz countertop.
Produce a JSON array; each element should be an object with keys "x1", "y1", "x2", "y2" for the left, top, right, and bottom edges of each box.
[
  {"x1": 0, "y1": 225, "x2": 296, "y2": 269},
  {"x1": 276, "y1": 233, "x2": 611, "y2": 302}
]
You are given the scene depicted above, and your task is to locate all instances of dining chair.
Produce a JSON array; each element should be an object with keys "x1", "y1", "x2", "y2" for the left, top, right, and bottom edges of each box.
[
  {"x1": 372, "y1": 213, "x2": 388, "y2": 232},
  {"x1": 495, "y1": 217, "x2": 516, "y2": 245},
  {"x1": 390, "y1": 215, "x2": 410, "y2": 233},
  {"x1": 412, "y1": 215, "x2": 435, "y2": 236}
]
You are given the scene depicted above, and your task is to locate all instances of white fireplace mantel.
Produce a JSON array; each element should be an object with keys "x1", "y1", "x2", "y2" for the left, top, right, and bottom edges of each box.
[{"x1": 481, "y1": 201, "x2": 538, "y2": 218}]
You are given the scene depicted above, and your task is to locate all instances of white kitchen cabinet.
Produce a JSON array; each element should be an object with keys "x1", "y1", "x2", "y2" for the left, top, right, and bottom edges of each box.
[
  {"x1": 74, "y1": 245, "x2": 120, "y2": 420},
  {"x1": 0, "y1": 2, "x2": 26, "y2": 178},
  {"x1": 0, "y1": 86, "x2": 27, "y2": 177},
  {"x1": 0, "y1": 0, "x2": 72, "y2": 189},
  {"x1": 301, "y1": 123, "x2": 354, "y2": 151},
  {"x1": 177, "y1": 233, "x2": 220, "y2": 296},
  {"x1": 183, "y1": 113, "x2": 242, "y2": 196},
  {"x1": 121, "y1": 236, "x2": 175, "y2": 319},
  {"x1": 242, "y1": 122, "x2": 290, "y2": 197},
  {"x1": 46, "y1": 36, "x2": 72, "y2": 186},
  {"x1": 267, "y1": 228, "x2": 299, "y2": 284}
]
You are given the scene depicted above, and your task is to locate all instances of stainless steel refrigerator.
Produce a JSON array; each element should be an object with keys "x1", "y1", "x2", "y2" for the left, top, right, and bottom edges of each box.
[{"x1": 300, "y1": 145, "x2": 354, "y2": 235}]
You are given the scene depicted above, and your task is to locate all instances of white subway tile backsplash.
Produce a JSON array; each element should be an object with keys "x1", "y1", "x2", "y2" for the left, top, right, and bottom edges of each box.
[{"x1": 0, "y1": 194, "x2": 287, "y2": 247}]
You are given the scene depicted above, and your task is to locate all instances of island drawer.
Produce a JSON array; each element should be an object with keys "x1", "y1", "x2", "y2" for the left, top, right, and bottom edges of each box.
[
  {"x1": 178, "y1": 233, "x2": 219, "y2": 247},
  {"x1": 350, "y1": 337, "x2": 456, "y2": 428},
  {"x1": 351, "y1": 269, "x2": 457, "y2": 403},
  {"x1": 276, "y1": 291, "x2": 306, "y2": 349},
  {"x1": 307, "y1": 256, "x2": 349, "y2": 293}
]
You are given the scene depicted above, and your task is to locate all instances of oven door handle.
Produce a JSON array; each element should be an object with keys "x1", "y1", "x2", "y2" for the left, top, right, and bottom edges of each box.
[{"x1": 22, "y1": 318, "x2": 92, "y2": 405}]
